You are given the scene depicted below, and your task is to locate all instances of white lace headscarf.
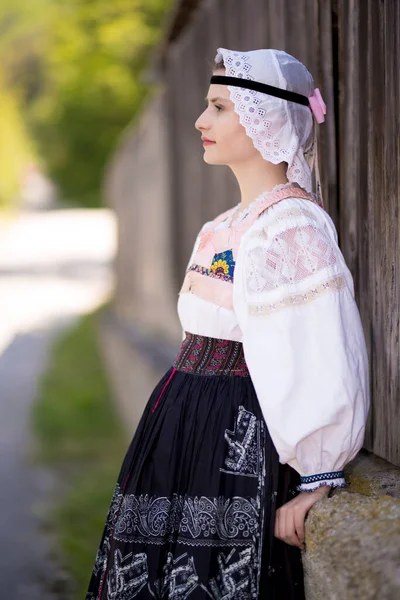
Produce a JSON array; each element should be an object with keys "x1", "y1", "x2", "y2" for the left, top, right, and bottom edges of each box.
[{"x1": 214, "y1": 48, "x2": 326, "y2": 208}]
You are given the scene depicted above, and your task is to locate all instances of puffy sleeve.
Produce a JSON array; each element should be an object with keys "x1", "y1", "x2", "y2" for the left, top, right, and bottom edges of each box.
[{"x1": 232, "y1": 198, "x2": 370, "y2": 492}]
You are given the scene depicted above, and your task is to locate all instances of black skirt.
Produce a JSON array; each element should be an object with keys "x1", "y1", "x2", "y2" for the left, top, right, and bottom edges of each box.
[{"x1": 85, "y1": 333, "x2": 305, "y2": 599}]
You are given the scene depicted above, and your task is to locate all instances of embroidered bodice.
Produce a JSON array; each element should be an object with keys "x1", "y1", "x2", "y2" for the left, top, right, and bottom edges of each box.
[
  {"x1": 179, "y1": 182, "x2": 320, "y2": 314},
  {"x1": 177, "y1": 183, "x2": 370, "y2": 492}
]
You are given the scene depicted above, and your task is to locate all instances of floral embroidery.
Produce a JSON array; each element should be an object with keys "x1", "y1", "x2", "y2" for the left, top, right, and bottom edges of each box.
[
  {"x1": 211, "y1": 259, "x2": 230, "y2": 275},
  {"x1": 188, "y1": 248, "x2": 236, "y2": 284},
  {"x1": 210, "y1": 250, "x2": 235, "y2": 280},
  {"x1": 188, "y1": 264, "x2": 233, "y2": 283}
]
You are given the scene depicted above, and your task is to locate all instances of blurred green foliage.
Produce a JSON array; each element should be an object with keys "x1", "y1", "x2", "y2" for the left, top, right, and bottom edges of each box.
[
  {"x1": 0, "y1": 73, "x2": 36, "y2": 207},
  {"x1": 0, "y1": 0, "x2": 173, "y2": 207}
]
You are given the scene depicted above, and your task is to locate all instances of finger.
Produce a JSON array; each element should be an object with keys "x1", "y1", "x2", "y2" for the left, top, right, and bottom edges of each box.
[
  {"x1": 286, "y1": 508, "x2": 302, "y2": 548},
  {"x1": 294, "y1": 508, "x2": 306, "y2": 547},
  {"x1": 275, "y1": 508, "x2": 284, "y2": 540},
  {"x1": 274, "y1": 508, "x2": 278, "y2": 538},
  {"x1": 284, "y1": 505, "x2": 293, "y2": 545}
]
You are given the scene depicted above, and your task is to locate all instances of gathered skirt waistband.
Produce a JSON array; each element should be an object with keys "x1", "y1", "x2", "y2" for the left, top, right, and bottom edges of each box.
[{"x1": 173, "y1": 332, "x2": 250, "y2": 377}]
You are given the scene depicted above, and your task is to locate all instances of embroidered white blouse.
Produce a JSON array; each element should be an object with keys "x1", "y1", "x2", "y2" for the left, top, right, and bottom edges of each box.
[{"x1": 177, "y1": 183, "x2": 370, "y2": 492}]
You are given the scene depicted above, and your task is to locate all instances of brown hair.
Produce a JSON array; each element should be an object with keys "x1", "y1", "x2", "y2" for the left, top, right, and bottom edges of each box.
[{"x1": 208, "y1": 58, "x2": 225, "y2": 73}]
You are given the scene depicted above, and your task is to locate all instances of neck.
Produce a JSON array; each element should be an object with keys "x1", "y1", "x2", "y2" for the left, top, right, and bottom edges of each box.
[{"x1": 229, "y1": 160, "x2": 289, "y2": 210}]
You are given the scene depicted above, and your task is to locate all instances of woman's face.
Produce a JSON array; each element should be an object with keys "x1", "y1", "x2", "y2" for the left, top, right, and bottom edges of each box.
[{"x1": 194, "y1": 69, "x2": 260, "y2": 166}]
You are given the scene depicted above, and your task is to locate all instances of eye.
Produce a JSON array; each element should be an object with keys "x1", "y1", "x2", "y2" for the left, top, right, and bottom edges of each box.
[{"x1": 204, "y1": 101, "x2": 223, "y2": 112}]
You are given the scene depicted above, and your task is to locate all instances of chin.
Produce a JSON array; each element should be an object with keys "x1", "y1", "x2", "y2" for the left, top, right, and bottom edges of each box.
[{"x1": 203, "y1": 152, "x2": 226, "y2": 166}]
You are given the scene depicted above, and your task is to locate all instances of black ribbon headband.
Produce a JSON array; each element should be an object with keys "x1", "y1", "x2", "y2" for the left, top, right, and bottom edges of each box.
[{"x1": 210, "y1": 75, "x2": 310, "y2": 107}]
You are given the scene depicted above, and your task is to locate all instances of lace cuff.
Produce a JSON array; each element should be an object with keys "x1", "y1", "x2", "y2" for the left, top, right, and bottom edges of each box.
[{"x1": 296, "y1": 470, "x2": 347, "y2": 492}]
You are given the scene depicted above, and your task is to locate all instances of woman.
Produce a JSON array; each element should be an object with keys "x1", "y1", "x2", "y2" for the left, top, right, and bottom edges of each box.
[{"x1": 86, "y1": 48, "x2": 370, "y2": 600}]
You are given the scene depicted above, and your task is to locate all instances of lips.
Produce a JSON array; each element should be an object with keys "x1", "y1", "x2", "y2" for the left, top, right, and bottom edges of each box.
[{"x1": 202, "y1": 138, "x2": 216, "y2": 144}]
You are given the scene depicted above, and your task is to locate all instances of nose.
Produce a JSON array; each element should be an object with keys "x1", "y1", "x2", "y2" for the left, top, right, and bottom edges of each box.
[{"x1": 195, "y1": 107, "x2": 211, "y2": 132}]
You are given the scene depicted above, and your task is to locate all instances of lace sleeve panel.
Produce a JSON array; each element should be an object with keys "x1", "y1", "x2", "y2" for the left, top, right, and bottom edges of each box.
[{"x1": 243, "y1": 199, "x2": 352, "y2": 313}]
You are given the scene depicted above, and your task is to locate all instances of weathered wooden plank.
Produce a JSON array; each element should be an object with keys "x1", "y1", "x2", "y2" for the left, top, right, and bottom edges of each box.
[
  {"x1": 105, "y1": 0, "x2": 400, "y2": 467},
  {"x1": 367, "y1": 0, "x2": 389, "y2": 461},
  {"x1": 318, "y1": 0, "x2": 338, "y2": 221}
]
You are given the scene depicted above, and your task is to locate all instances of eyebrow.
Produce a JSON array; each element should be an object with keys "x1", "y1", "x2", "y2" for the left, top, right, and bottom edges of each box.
[{"x1": 204, "y1": 96, "x2": 230, "y2": 103}]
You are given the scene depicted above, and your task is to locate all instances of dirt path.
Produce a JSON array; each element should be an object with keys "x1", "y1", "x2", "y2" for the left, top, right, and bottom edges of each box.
[{"x1": 0, "y1": 208, "x2": 115, "y2": 599}]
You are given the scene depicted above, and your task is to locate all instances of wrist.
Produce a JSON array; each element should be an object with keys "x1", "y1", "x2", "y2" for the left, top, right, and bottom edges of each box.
[
  {"x1": 299, "y1": 486, "x2": 331, "y2": 504},
  {"x1": 297, "y1": 470, "x2": 346, "y2": 493},
  {"x1": 299, "y1": 484, "x2": 331, "y2": 498},
  {"x1": 312, "y1": 485, "x2": 331, "y2": 497}
]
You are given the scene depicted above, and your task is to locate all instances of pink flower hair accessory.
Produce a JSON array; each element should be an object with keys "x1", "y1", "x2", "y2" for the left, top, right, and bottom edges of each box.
[{"x1": 308, "y1": 88, "x2": 327, "y2": 123}]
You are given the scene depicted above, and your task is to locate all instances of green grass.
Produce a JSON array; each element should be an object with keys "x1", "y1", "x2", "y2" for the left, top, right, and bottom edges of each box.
[{"x1": 31, "y1": 305, "x2": 128, "y2": 598}]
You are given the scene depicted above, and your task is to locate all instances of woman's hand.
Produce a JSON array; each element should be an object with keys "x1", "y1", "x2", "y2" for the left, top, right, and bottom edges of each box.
[{"x1": 274, "y1": 485, "x2": 331, "y2": 550}]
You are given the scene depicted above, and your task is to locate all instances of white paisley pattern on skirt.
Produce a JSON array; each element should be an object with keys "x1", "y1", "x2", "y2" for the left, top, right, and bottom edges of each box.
[
  {"x1": 88, "y1": 408, "x2": 268, "y2": 599},
  {"x1": 105, "y1": 487, "x2": 260, "y2": 546}
]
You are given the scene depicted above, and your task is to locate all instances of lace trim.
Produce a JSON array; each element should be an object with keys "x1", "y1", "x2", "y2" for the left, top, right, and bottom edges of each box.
[
  {"x1": 270, "y1": 205, "x2": 318, "y2": 223},
  {"x1": 225, "y1": 182, "x2": 302, "y2": 228},
  {"x1": 297, "y1": 471, "x2": 346, "y2": 492},
  {"x1": 300, "y1": 470, "x2": 345, "y2": 484},
  {"x1": 248, "y1": 274, "x2": 346, "y2": 316},
  {"x1": 297, "y1": 480, "x2": 347, "y2": 492}
]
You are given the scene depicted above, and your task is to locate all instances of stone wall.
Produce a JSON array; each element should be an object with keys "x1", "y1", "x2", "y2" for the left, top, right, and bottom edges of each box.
[{"x1": 304, "y1": 453, "x2": 400, "y2": 599}]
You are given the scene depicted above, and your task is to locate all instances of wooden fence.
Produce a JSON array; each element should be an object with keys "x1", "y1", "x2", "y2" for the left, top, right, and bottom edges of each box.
[{"x1": 103, "y1": 0, "x2": 400, "y2": 467}]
